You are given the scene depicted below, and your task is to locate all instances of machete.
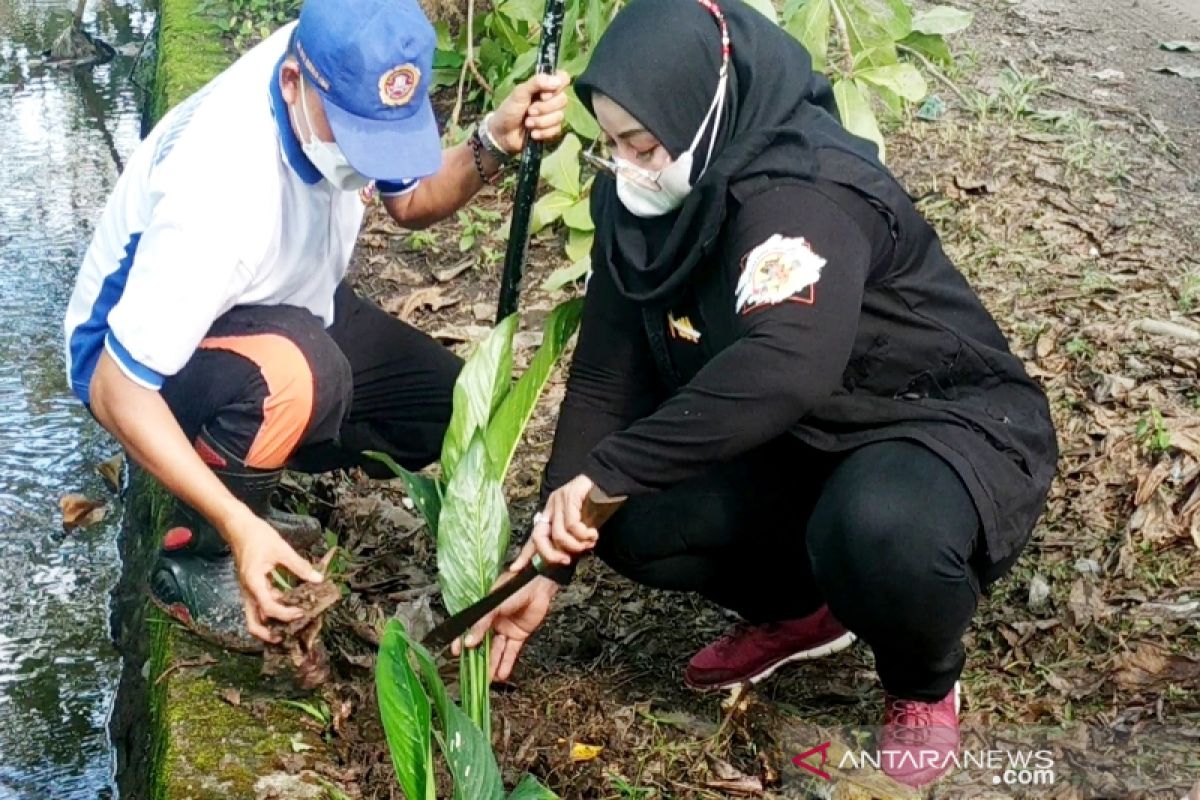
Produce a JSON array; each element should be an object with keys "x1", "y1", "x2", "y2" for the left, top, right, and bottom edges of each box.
[{"x1": 422, "y1": 490, "x2": 624, "y2": 650}]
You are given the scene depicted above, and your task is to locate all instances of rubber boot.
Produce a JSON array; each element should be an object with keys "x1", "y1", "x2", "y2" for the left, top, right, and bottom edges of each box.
[{"x1": 151, "y1": 428, "x2": 321, "y2": 652}]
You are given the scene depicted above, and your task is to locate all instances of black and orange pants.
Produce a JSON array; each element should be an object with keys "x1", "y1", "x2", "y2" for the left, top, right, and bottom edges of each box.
[{"x1": 160, "y1": 283, "x2": 462, "y2": 475}]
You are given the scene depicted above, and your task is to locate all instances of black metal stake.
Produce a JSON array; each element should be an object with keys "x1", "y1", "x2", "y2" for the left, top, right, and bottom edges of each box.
[{"x1": 496, "y1": 0, "x2": 567, "y2": 324}]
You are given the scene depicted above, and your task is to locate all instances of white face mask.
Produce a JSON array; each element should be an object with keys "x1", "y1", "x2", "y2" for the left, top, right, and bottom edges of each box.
[
  {"x1": 293, "y1": 74, "x2": 372, "y2": 192},
  {"x1": 614, "y1": 68, "x2": 728, "y2": 218}
]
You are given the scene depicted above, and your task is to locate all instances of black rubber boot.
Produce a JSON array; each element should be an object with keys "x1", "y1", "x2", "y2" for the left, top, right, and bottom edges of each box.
[
  {"x1": 151, "y1": 428, "x2": 321, "y2": 651},
  {"x1": 159, "y1": 428, "x2": 322, "y2": 557}
]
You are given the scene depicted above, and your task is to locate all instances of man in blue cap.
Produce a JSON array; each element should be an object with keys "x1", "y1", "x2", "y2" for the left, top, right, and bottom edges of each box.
[{"x1": 63, "y1": 0, "x2": 569, "y2": 649}]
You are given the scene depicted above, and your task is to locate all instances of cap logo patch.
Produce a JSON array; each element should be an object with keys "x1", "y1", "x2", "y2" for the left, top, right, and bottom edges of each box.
[
  {"x1": 379, "y1": 64, "x2": 420, "y2": 107},
  {"x1": 735, "y1": 234, "x2": 826, "y2": 315}
]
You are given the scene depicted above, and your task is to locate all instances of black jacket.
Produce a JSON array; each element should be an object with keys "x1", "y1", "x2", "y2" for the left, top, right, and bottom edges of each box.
[{"x1": 545, "y1": 148, "x2": 1058, "y2": 564}]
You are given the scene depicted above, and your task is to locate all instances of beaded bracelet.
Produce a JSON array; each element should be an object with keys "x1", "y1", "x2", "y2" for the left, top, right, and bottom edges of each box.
[{"x1": 468, "y1": 131, "x2": 497, "y2": 185}]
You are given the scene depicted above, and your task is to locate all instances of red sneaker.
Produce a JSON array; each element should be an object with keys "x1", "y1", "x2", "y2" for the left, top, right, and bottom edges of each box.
[
  {"x1": 684, "y1": 605, "x2": 855, "y2": 690},
  {"x1": 880, "y1": 683, "x2": 961, "y2": 787}
]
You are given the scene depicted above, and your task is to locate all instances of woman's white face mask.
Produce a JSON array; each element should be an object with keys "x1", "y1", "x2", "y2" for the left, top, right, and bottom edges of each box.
[
  {"x1": 292, "y1": 74, "x2": 372, "y2": 192},
  {"x1": 612, "y1": 69, "x2": 728, "y2": 218}
]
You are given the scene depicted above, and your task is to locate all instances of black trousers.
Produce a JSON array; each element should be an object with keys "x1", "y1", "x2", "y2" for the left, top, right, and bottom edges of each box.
[
  {"x1": 160, "y1": 283, "x2": 462, "y2": 474},
  {"x1": 595, "y1": 438, "x2": 1022, "y2": 701}
]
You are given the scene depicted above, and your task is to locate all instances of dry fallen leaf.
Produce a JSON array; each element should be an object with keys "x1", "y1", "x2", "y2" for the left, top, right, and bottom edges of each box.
[
  {"x1": 570, "y1": 742, "x2": 604, "y2": 762},
  {"x1": 432, "y1": 259, "x2": 473, "y2": 283},
  {"x1": 219, "y1": 687, "x2": 241, "y2": 707},
  {"x1": 706, "y1": 756, "x2": 764, "y2": 796},
  {"x1": 1067, "y1": 579, "x2": 1113, "y2": 626},
  {"x1": 1113, "y1": 642, "x2": 1200, "y2": 690},
  {"x1": 1134, "y1": 459, "x2": 1172, "y2": 506},
  {"x1": 96, "y1": 453, "x2": 124, "y2": 492},
  {"x1": 59, "y1": 494, "x2": 108, "y2": 531},
  {"x1": 397, "y1": 287, "x2": 458, "y2": 322}
]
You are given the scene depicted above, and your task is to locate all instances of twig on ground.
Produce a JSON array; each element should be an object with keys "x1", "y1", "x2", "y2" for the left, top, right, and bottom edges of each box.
[
  {"x1": 153, "y1": 654, "x2": 218, "y2": 686},
  {"x1": 1135, "y1": 319, "x2": 1200, "y2": 343},
  {"x1": 899, "y1": 44, "x2": 972, "y2": 107}
]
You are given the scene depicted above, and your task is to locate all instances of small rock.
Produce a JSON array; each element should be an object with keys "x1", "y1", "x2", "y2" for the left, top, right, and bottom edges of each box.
[
  {"x1": 1074, "y1": 558, "x2": 1101, "y2": 577},
  {"x1": 1091, "y1": 68, "x2": 1125, "y2": 82},
  {"x1": 1028, "y1": 574, "x2": 1051, "y2": 609}
]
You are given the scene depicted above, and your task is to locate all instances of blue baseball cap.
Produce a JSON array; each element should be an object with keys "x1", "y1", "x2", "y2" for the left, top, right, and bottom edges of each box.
[{"x1": 292, "y1": 0, "x2": 442, "y2": 181}]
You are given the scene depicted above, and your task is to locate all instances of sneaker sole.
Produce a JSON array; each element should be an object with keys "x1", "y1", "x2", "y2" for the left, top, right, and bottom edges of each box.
[{"x1": 686, "y1": 630, "x2": 858, "y2": 691}]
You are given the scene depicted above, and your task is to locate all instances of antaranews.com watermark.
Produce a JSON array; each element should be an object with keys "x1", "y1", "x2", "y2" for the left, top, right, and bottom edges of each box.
[
  {"x1": 784, "y1": 723, "x2": 1197, "y2": 797},
  {"x1": 794, "y1": 741, "x2": 1056, "y2": 787}
]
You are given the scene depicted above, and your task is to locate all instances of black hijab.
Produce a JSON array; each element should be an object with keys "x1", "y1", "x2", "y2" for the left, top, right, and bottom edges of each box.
[{"x1": 575, "y1": 0, "x2": 882, "y2": 304}]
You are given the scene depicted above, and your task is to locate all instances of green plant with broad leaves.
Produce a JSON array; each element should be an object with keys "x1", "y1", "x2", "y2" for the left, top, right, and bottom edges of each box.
[
  {"x1": 433, "y1": 0, "x2": 620, "y2": 135},
  {"x1": 780, "y1": 0, "x2": 973, "y2": 160},
  {"x1": 377, "y1": 620, "x2": 558, "y2": 799},
  {"x1": 202, "y1": 0, "x2": 301, "y2": 49},
  {"x1": 530, "y1": 134, "x2": 595, "y2": 292},
  {"x1": 371, "y1": 299, "x2": 583, "y2": 795}
]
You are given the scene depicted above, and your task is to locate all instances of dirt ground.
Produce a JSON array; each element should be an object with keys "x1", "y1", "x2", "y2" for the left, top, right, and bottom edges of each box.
[{"x1": 270, "y1": 1, "x2": 1200, "y2": 797}]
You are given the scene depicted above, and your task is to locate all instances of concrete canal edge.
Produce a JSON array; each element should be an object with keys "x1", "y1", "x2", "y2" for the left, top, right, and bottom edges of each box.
[{"x1": 109, "y1": 3, "x2": 337, "y2": 797}]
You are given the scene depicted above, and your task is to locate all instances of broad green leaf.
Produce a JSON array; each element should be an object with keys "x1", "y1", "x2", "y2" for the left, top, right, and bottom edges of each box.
[
  {"x1": 433, "y1": 20, "x2": 455, "y2": 50},
  {"x1": 541, "y1": 257, "x2": 592, "y2": 292},
  {"x1": 784, "y1": 0, "x2": 832, "y2": 73},
  {"x1": 831, "y1": 0, "x2": 910, "y2": 66},
  {"x1": 376, "y1": 621, "x2": 435, "y2": 800},
  {"x1": 911, "y1": 5, "x2": 973, "y2": 36},
  {"x1": 856, "y1": 63, "x2": 928, "y2": 102},
  {"x1": 565, "y1": 92, "x2": 601, "y2": 140},
  {"x1": 400, "y1": 630, "x2": 506, "y2": 800},
  {"x1": 743, "y1": 0, "x2": 778, "y2": 23},
  {"x1": 392, "y1": 624, "x2": 506, "y2": 800},
  {"x1": 494, "y1": 48, "x2": 539, "y2": 105},
  {"x1": 562, "y1": 197, "x2": 594, "y2": 232},
  {"x1": 508, "y1": 774, "x2": 559, "y2": 799},
  {"x1": 498, "y1": 0, "x2": 543, "y2": 26},
  {"x1": 564, "y1": 227, "x2": 593, "y2": 264},
  {"x1": 870, "y1": 83, "x2": 905, "y2": 119},
  {"x1": 438, "y1": 434, "x2": 510, "y2": 614},
  {"x1": 484, "y1": 299, "x2": 584, "y2": 479},
  {"x1": 530, "y1": 190, "x2": 576, "y2": 234},
  {"x1": 363, "y1": 452, "x2": 444, "y2": 537},
  {"x1": 540, "y1": 134, "x2": 582, "y2": 196},
  {"x1": 898, "y1": 31, "x2": 953, "y2": 65},
  {"x1": 583, "y1": 0, "x2": 608, "y2": 45},
  {"x1": 833, "y1": 78, "x2": 886, "y2": 162},
  {"x1": 441, "y1": 317, "x2": 517, "y2": 479}
]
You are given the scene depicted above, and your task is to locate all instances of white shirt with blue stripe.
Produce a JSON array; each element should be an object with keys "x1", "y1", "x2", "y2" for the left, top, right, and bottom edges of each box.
[{"x1": 63, "y1": 22, "x2": 418, "y2": 405}]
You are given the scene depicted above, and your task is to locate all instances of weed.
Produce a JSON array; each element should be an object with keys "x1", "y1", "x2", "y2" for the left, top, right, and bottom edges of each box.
[{"x1": 1135, "y1": 408, "x2": 1172, "y2": 455}]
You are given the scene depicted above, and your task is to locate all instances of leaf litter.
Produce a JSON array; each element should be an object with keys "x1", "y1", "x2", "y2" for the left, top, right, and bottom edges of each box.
[{"x1": 254, "y1": 2, "x2": 1200, "y2": 794}]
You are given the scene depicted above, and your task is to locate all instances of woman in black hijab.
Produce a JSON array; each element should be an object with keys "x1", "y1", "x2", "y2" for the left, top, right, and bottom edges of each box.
[{"x1": 466, "y1": 0, "x2": 1057, "y2": 786}]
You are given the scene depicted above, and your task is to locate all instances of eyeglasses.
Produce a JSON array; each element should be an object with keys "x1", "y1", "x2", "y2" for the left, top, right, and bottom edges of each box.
[
  {"x1": 577, "y1": 0, "x2": 731, "y2": 191},
  {"x1": 581, "y1": 140, "x2": 663, "y2": 190}
]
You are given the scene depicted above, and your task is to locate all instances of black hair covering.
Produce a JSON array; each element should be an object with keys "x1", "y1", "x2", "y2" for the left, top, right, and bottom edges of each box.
[{"x1": 575, "y1": 0, "x2": 882, "y2": 304}]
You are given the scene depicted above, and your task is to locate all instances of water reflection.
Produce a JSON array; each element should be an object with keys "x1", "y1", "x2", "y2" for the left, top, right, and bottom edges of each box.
[{"x1": 0, "y1": 0, "x2": 152, "y2": 797}]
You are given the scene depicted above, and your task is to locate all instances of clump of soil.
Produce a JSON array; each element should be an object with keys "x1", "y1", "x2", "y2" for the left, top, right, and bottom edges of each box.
[{"x1": 264, "y1": 551, "x2": 344, "y2": 689}]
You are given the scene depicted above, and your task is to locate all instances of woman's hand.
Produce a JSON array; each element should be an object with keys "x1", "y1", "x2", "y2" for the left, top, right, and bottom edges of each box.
[
  {"x1": 510, "y1": 474, "x2": 600, "y2": 572},
  {"x1": 454, "y1": 574, "x2": 560, "y2": 682},
  {"x1": 223, "y1": 507, "x2": 324, "y2": 643},
  {"x1": 489, "y1": 70, "x2": 570, "y2": 152}
]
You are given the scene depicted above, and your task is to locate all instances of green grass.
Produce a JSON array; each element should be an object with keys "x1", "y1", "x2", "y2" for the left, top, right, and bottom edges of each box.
[{"x1": 150, "y1": 0, "x2": 235, "y2": 124}]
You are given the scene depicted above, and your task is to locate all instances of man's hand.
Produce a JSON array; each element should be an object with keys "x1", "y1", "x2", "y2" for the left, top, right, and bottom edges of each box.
[
  {"x1": 454, "y1": 573, "x2": 559, "y2": 682},
  {"x1": 489, "y1": 70, "x2": 570, "y2": 153},
  {"x1": 510, "y1": 474, "x2": 599, "y2": 572},
  {"x1": 223, "y1": 507, "x2": 324, "y2": 643}
]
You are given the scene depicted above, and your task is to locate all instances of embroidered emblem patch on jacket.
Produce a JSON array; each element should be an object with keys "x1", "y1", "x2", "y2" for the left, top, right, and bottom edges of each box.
[
  {"x1": 668, "y1": 313, "x2": 702, "y2": 343},
  {"x1": 735, "y1": 234, "x2": 826, "y2": 315},
  {"x1": 379, "y1": 64, "x2": 420, "y2": 106}
]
